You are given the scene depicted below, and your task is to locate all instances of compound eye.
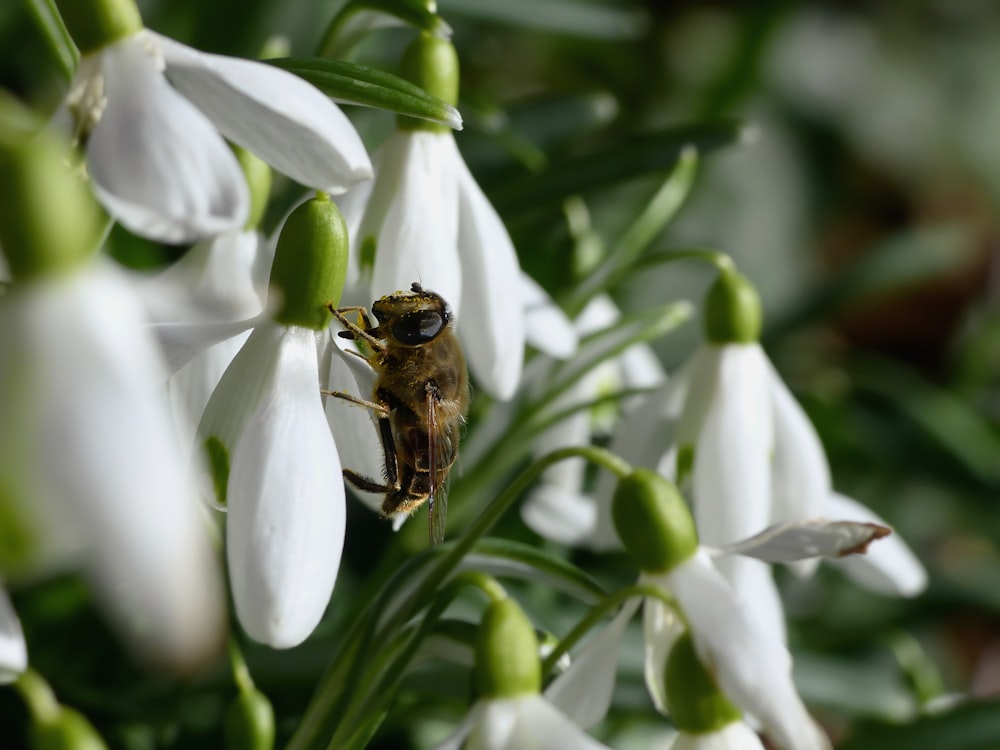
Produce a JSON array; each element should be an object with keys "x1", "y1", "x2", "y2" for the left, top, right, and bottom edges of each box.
[{"x1": 392, "y1": 310, "x2": 445, "y2": 345}]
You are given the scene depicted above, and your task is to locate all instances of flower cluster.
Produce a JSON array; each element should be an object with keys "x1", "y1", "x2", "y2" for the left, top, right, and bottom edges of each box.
[{"x1": 0, "y1": 0, "x2": 935, "y2": 747}]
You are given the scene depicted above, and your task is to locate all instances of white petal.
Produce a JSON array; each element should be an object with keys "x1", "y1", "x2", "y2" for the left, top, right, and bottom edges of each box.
[
  {"x1": 227, "y1": 326, "x2": 345, "y2": 648},
  {"x1": 0, "y1": 586, "x2": 27, "y2": 683},
  {"x1": 88, "y1": 35, "x2": 248, "y2": 242},
  {"x1": 0, "y1": 265, "x2": 226, "y2": 668},
  {"x1": 367, "y1": 131, "x2": 462, "y2": 313},
  {"x1": 452, "y1": 137, "x2": 525, "y2": 399},
  {"x1": 325, "y1": 338, "x2": 385, "y2": 515},
  {"x1": 826, "y1": 493, "x2": 928, "y2": 597},
  {"x1": 467, "y1": 698, "x2": 520, "y2": 750},
  {"x1": 521, "y1": 272, "x2": 577, "y2": 360},
  {"x1": 766, "y1": 357, "x2": 831, "y2": 524},
  {"x1": 692, "y1": 345, "x2": 772, "y2": 582},
  {"x1": 545, "y1": 598, "x2": 639, "y2": 729},
  {"x1": 719, "y1": 519, "x2": 891, "y2": 563},
  {"x1": 521, "y1": 483, "x2": 597, "y2": 546},
  {"x1": 155, "y1": 32, "x2": 372, "y2": 192},
  {"x1": 510, "y1": 695, "x2": 614, "y2": 750},
  {"x1": 141, "y1": 230, "x2": 268, "y2": 323},
  {"x1": 641, "y1": 572, "x2": 687, "y2": 714},
  {"x1": 197, "y1": 321, "x2": 288, "y2": 464},
  {"x1": 668, "y1": 551, "x2": 828, "y2": 750},
  {"x1": 151, "y1": 315, "x2": 261, "y2": 375},
  {"x1": 670, "y1": 722, "x2": 766, "y2": 750}
]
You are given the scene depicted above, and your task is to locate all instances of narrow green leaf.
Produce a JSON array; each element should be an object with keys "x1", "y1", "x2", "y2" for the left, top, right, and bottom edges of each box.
[
  {"x1": 266, "y1": 57, "x2": 462, "y2": 130},
  {"x1": 489, "y1": 120, "x2": 747, "y2": 213},
  {"x1": 24, "y1": 0, "x2": 78, "y2": 81},
  {"x1": 439, "y1": 0, "x2": 647, "y2": 40},
  {"x1": 318, "y1": 0, "x2": 450, "y2": 59}
]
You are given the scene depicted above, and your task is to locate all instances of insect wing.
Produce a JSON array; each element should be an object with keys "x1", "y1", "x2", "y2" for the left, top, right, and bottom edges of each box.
[{"x1": 426, "y1": 383, "x2": 448, "y2": 545}]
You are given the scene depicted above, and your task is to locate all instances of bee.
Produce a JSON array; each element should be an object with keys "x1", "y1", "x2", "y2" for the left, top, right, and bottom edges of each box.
[{"x1": 327, "y1": 282, "x2": 470, "y2": 545}]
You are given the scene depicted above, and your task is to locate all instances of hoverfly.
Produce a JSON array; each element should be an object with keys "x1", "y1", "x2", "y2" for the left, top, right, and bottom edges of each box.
[{"x1": 327, "y1": 283, "x2": 470, "y2": 545}]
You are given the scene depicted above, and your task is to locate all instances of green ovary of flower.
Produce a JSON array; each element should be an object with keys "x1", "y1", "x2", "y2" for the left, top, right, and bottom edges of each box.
[
  {"x1": 703, "y1": 267, "x2": 762, "y2": 344},
  {"x1": 612, "y1": 468, "x2": 698, "y2": 573},
  {"x1": 54, "y1": 0, "x2": 143, "y2": 55},
  {"x1": 397, "y1": 32, "x2": 458, "y2": 133},
  {"x1": 475, "y1": 598, "x2": 542, "y2": 699},
  {"x1": 268, "y1": 193, "x2": 349, "y2": 330},
  {"x1": 665, "y1": 631, "x2": 742, "y2": 733}
]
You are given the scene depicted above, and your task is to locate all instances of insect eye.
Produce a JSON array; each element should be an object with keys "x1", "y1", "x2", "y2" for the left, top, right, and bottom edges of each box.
[{"x1": 393, "y1": 310, "x2": 445, "y2": 345}]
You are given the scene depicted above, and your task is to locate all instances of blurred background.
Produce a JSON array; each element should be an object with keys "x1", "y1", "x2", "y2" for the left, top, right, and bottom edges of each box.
[{"x1": 3, "y1": 0, "x2": 1000, "y2": 748}]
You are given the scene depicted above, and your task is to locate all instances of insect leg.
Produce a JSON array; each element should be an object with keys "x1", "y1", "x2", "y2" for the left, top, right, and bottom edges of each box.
[
  {"x1": 342, "y1": 469, "x2": 394, "y2": 494},
  {"x1": 321, "y1": 390, "x2": 391, "y2": 416},
  {"x1": 327, "y1": 304, "x2": 385, "y2": 351}
]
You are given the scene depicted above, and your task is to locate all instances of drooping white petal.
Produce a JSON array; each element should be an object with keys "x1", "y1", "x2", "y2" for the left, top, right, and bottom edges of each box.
[
  {"x1": 227, "y1": 326, "x2": 345, "y2": 648},
  {"x1": 141, "y1": 230, "x2": 268, "y2": 323},
  {"x1": 692, "y1": 345, "x2": 772, "y2": 583},
  {"x1": 766, "y1": 357, "x2": 831, "y2": 525},
  {"x1": 452, "y1": 137, "x2": 525, "y2": 399},
  {"x1": 718, "y1": 519, "x2": 891, "y2": 563},
  {"x1": 545, "y1": 598, "x2": 639, "y2": 729},
  {"x1": 468, "y1": 696, "x2": 612, "y2": 750},
  {"x1": 826, "y1": 493, "x2": 928, "y2": 597},
  {"x1": 521, "y1": 272, "x2": 577, "y2": 360},
  {"x1": 669, "y1": 721, "x2": 766, "y2": 750},
  {"x1": 738, "y1": 559, "x2": 788, "y2": 647},
  {"x1": 368, "y1": 130, "x2": 461, "y2": 313},
  {"x1": 0, "y1": 265, "x2": 226, "y2": 668},
  {"x1": 641, "y1": 572, "x2": 687, "y2": 714},
  {"x1": 0, "y1": 585, "x2": 27, "y2": 683},
  {"x1": 325, "y1": 337, "x2": 385, "y2": 515},
  {"x1": 87, "y1": 34, "x2": 248, "y2": 242},
  {"x1": 667, "y1": 551, "x2": 828, "y2": 750},
  {"x1": 154, "y1": 32, "x2": 372, "y2": 192},
  {"x1": 521, "y1": 483, "x2": 597, "y2": 546},
  {"x1": 152, "y1": 316, "x2": 261, "y2": 375}
]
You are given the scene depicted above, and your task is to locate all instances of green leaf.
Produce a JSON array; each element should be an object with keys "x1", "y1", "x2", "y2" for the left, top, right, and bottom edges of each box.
[
  {"x1": 439, "y1": 0, "x2": 647, "y2": 40},
  {"x1": 318, "y1": 0, "x2": 450, "y2": 59},
  {"x1": 488, "y1": 120, "x2": 747, "y2": 214},
  {"x1": 465, "y1": 538, "x2": 607, "y2": 604},
  {"x1": 266, "y1": 57, "x2": 462, "y2": 130},
  {"x1": 839, "y1": 700, "x2": 1000, "y2": 750},
  {"x1": 24, "y1": 0, "x2": 78, "y2": 81}
]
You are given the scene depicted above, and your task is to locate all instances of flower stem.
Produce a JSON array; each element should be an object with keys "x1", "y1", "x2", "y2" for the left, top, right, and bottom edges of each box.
[
  {"x1": 24, "y1": 0, "x2": 78, "y2": 79},
  {"x1": 15, "y1": 669, "x2": 60, "y2": 723}
]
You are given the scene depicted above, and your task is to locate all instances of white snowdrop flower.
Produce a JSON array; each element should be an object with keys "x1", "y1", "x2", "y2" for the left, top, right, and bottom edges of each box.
[
  {"x1": 0, "y1": 585, "x2": 27, "y2": 684},
  {"x1": 61, "y1": 1, "x2": 371, "y2": 243},
  {"x1": 197, "y1": 194, "x2": 349, "y2": 648},
  {"x1": 553, "y1": 470, "x2": 895, "y2": 749},
  {"x1": 594, "y1": 266, "x2": 927, "y2": 608},
  {"x1": 0, "y1": 100, "x2": 225, "y2": 669},
  {"x1": 342, "y1": 33, "x2": 524, "y2": 399},
  {"x1": 435, "y1": 597, "x2": 612, "y2": 750},
  {"x1": 667, "y1": 722, "x2": 766, "y2": 750},
  {"x1": 0, "y1": 263, "x2": 226, "y2": 669},
  {"x1": 522, "y1": 295, "x2": 664, "y2": 546}
]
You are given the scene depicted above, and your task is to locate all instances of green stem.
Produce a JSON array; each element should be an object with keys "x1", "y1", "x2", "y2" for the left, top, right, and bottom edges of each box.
[
  {"x1": 15, "y1": 669, "x2": 60, "y2": 723},
  {"x1": 882, "y1": 630, "x2": 946, "y2": 705},
  {"x1": 632, "y1": 247, "x2": 734, "y2": 274},
  {"x1": 24, "y1": 0, "x2": 78, "y2": 79},
  {"x1": 540, "y1": 583, "x2": 681, "y2": 677},
  {"x1": 290, "y1": 446, "x2": 630, "y2": 750},
  {"x1": 227, "y1": 637, "x2": 254, "y2": 694},
  {"x1": 330, "y1": 572, "x2": 507, "y2": 748}
]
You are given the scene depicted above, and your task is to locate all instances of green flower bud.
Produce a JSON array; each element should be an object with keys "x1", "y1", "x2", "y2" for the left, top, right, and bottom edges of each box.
[
  {"x1": 612, "y1": 468, "x2": 698, "y2": 573},
  {"x1": 0, "y1": 94, "x2": 100, "y2": 281},
  {"x1": 475, "y1": 598, "x2": 541, "y2": 699},
  {"x1": 224, "y1": 688, "x2": 275, "y2": 750},
  {"x1": 29, "y1": 706, "x2": 109, "y2": 750},
  {"x1": 703, "y1": 267, "x2": 762, "y2": 344},
  {"x1": 664, "y1": 631, "x2": 742, "y2": 733},
  {"x1": 233, "y1": 146, "x2": 272, "y2": 232},
  {"x1": 268, "y1": 193, "x2": 348, "y2": 330},
  {"x1": 398, "y1": 33, "x2": 459, "y2": 133},
  {"x1": 54, "y1": 0, "x2": 143, "y2": 55}
]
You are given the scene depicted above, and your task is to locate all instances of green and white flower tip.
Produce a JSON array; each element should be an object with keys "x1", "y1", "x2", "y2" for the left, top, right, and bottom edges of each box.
[
  {"x1": 0, "y1": 94, "x2": 100, "y2": 281},
  {"x1": 198, "y1": 196, "x2": 348, "y2": 649},
  {"x1": 340, "y1": 26, "x2": 526, "y2": 400},
  {"x1": 612, "y1": 468, "x2": 699, "y2": 574},
  {"x1": 435, "y1": 598, "x2": 612, "y2": 750},
  {"x1": 703, "y1": 266, "x2": 762, "y2": 345},
  {"x1": 54, "y1": 0, "x2": 371, "y2": 244}
]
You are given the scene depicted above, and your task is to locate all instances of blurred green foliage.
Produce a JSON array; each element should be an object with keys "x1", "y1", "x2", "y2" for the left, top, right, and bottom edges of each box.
[{"x1": 4, "y1": 0, "x2": 1000, "y2": 748}]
